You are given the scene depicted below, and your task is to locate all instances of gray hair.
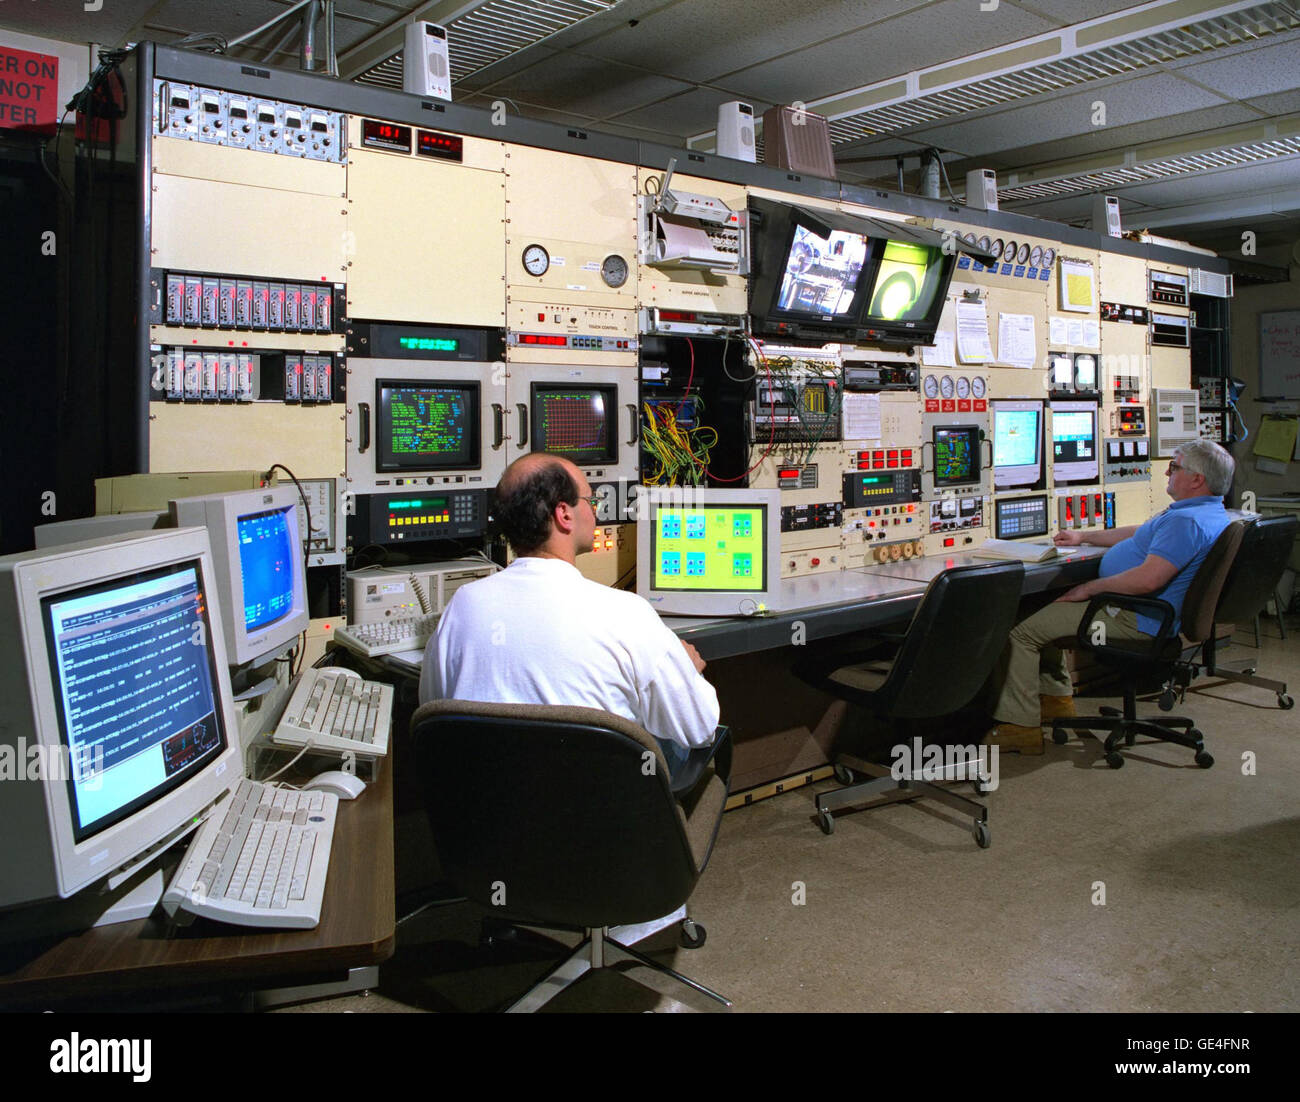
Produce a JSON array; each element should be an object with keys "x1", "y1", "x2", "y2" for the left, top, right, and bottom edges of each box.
[{"x1": 1175, "y1": 439, "x2": 1235, "y2": 496}]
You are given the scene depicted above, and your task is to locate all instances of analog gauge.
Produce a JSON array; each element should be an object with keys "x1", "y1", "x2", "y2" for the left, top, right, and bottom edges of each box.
[
  {"x1": 939, "y1": 375, "x2": 955, "y2": 399},
  {"x1": 963, "y1": 232, "x2": 978, "y2": 245},
  {"x1": 600, "y1": 253, "x2": 629, "y2": 288},
  {"x1": 522, "y1": 244, "x2": 549, "y2": 277},
  {"x1": 989, "y1": 239, "x2": 1004, "y2": 261},
  {"x1": 923, "y1": 375, "x2": 940, "y2": 399},
  {"x1": 971, "y1": 375, "x2": 986, "y2": 398},
  {"x1": 1016, "y1": 242, "x2": 1031, "y2": 264},
  {"x1": 955, "y1": 375, "x2": 971, "y2": 399},
  {"x1": 1003, "y1": 239, "x2": 1018, "y2": 262},
  {"x1": 1029, "y1": 245, "x2": 1044, "y2": 268},
  {"x1": 977, "y1": 235, "x2": 992, "y2": 252},
  {"x1": 1042, "y1": 247, "x2": 1057, "y2": 267}
]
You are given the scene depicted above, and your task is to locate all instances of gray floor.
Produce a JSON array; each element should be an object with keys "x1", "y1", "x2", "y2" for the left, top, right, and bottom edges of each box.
[{"x1": 280, "y1": 624, "x2": 1300, "y2": 1014}]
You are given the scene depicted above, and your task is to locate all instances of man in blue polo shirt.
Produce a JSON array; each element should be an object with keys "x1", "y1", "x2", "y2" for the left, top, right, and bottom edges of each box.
[{"x1": 988, "y1": 439, "x2": 1235, "y2": 755}]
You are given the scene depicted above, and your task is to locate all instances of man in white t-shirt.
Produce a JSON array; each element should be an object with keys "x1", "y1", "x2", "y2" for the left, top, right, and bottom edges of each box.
[{"x1": 419, "y1": 454, "x2": 721, "y2": 778}]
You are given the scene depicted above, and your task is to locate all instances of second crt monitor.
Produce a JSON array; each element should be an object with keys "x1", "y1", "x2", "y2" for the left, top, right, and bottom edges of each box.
[{"x1": 637, "y1": 487, "x2": 782, "y2": 617}]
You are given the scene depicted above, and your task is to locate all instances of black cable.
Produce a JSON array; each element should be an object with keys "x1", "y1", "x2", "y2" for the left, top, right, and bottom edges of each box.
[{"x1": 266, "y1": 463, "x2": 315, "y2": 576}]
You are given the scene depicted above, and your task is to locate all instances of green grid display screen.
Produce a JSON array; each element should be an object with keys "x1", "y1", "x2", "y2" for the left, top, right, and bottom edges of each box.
[{"x1": 651, "y1": 505, "x2": 766, "y2": 592}]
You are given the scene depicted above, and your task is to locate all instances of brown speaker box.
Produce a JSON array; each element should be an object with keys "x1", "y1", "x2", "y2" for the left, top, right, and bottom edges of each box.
[{"x1": 761, "y1": 105, "x2": 836, "y2": 179}]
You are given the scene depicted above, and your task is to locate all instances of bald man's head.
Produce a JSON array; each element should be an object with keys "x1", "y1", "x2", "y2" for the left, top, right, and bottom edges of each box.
[{"x1": 494, "y1": 454, "x2": 582, "y2": 553}]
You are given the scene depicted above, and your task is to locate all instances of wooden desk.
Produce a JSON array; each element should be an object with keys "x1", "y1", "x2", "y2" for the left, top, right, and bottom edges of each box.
[{"x1": 0, "y1": 758, "x2": 395, "y2": 1010}]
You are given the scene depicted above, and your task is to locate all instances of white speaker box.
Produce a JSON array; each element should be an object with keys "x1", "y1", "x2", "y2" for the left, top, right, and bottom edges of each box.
[
  {"x1": 404, "y1": 21, "x2": 452, "y2": 101},
  {"x1": 1093, "y1": 194, "x2": 1122, "y2": 237},
  {"x1": 965, "y1": 168, "x2": 998, "y2": 211},
  {"x1": 716, "y1": 101, "x2": 756, "y2": 162}
]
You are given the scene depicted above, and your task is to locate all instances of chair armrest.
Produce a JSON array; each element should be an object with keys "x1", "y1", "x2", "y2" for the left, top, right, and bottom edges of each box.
[
  {"x1": 670, "y1": 725, "x2": 733, "y2": 797},
  {"x1": 1074, "y1": 592, "x2": 1175, "y2": 661}
]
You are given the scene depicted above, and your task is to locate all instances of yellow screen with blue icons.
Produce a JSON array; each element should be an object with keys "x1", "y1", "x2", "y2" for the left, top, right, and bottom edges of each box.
[{"x1": 651, "y1": 505, "x2": 766, "y2": 592}]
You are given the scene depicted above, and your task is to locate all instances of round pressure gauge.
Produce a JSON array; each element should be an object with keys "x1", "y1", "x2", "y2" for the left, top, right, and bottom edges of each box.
[
  {"x1": 989, "y1": 239, "x2": 1004, "y2": 261},
  {"x1": 1016, "y1": 242, "x2": 1031, "y2": 264},
  {"x1": 1003, "y1": 239, "x2": 1018, "y2": 262},
  {"x1": 963, "y1": 232, "x2": 977, "y2": 245},
  {"x1": 522, "y1": 244, "x2": 550, "y2": 277},
  {"x1": 1029, "y1": 245, "x2": 1044, "y2": 268},
  {"x1": 971, "y1": 375, "x2": 986, "y2": 398},
  {"x1": 600, "y1": 254, "x2": 629, "y2": 288},
  {"x1": 977, "y1": 235, "x2": 992, "y2": 252},
  {"x1": 923, "y1": 375, "x2": 940, "y2": 399},
  {"x1": 1042, "y1": 247, "x2": 1057, "y2": 267},
  {"x1": 939, "y1": 375, "x2": 955, "y2": 399},
  {"x1": 955, "y1": 375, "x2": 971, "y2": 399}
]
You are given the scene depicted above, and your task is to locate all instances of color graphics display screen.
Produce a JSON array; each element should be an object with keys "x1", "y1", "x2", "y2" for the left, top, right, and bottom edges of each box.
[{"x1": 650, "y1": 505, "x2": 767, "y2": 592}]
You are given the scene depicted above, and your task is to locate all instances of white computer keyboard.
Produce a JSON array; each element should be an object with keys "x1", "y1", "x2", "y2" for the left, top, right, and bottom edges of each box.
[
  {"x1": 162, "y1": 777, "x2": 338, "y2": 929},
  {"x1": 332, "y1": 614, "x2": 439, "y2": 658},
  {"x1": 270, "y1": 667, "x2": 393, "y2": 758}
]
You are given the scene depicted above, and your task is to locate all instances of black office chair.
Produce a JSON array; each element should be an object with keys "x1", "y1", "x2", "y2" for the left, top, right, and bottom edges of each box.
[
  {"x1": 1189, "y1": 514, "x2": 1297, "y2": 709},
  {"x1": 795, "y1": 561, "x2": 1025, "y2": 849},
  {"x1": 1051, "y1": 519, "x2": 1246, "y2": 769},
  {"x1": 409, "y1": 699, "x2": 732, "y2": 1012}
]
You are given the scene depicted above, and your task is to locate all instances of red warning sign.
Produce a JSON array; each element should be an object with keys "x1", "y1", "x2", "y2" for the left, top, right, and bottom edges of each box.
[{"x1": 0, "y1": 46, "x2": 58, "y2": 135}]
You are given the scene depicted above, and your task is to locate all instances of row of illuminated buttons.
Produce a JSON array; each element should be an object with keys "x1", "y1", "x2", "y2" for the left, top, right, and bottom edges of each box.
[
  {"x1": 859, "y1": 449, "x2": 915, "y2": 463},
  {"x1": 863, "y1": 505, "x2": 918, "y2": 516},
  {"x1": 867, "y1": 517, "x2": 916, "y2": 528},
  {"x1": 388, "y1": 514, "x2": 455, "y2": 525}
]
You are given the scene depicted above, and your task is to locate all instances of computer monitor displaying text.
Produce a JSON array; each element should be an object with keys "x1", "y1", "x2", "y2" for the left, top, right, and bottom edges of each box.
[
  {"x1": 992, "y1": 400, "x2": 1043, "y2": 490},
  {"x1": 376, "y1": 380, "x2": 479, "y2": 472}
]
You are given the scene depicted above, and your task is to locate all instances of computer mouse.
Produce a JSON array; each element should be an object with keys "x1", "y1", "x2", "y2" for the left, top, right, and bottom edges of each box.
[{"x1": 302, "y1": 770, "x2": 367, "y2": 800}]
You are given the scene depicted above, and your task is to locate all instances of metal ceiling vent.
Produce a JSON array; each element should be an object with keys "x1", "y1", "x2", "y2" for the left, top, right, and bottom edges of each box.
[
  {"x1": 827, "y1": 1, "x2": 1299, "y2": 145},
  {"x1": 356, "y1": 0, "x2": 620, "y2": 89}
]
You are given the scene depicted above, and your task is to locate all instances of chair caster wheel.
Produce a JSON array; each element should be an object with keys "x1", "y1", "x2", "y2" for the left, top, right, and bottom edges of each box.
[
  {"x1": 817, "y1": 810, "x2": 835, "y2": 835},
  {"x1": 1195, "y1": 751, "x2": 1214, "y2": 769},
  {"x1": 1105, "y1": 751, "x2": 1125, "y2": 769},
  {"x1": 832, "y1": 764, "x2": 855, "y2": 785},
  {"x1": 1158, "y1": 690, "x2": 1176, "y2": 711},
  {"x1": 973, "y1": 822, "x2": 991, "y2": 849},
  {"x1": 679, "y1": 920, "x2": 707, "y2": 949},
  {"x1": 1052, "y1": 728, "x2": 1069, "y2": 745},
  {"x1": 1279, "y1": 694, "x2": 1294, "y2": 710},
  {"x1": 1100, "y1": 706, "x2": 1121, "y2": 717}
]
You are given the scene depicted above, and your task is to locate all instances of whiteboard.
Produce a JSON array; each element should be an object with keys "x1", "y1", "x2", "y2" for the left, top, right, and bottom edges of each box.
[{"x1": 1259, "y1": 310, "x2": 1300, "y2": 399}]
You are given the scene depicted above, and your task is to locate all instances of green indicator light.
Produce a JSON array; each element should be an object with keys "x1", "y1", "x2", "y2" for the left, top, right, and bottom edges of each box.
[{"x1": 398, "y1": 337, "x2": 459, "y2": 351}]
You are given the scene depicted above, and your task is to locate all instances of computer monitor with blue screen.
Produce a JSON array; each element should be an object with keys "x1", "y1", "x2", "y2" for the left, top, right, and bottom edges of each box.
[
  {"x1": 992, "y1": 400, "x2": 1043, "y2": 490},
  {"x1": 170, "y1": 485, "x2": 310, "y2": 667},
  {"x1": 0, "y1": 528, "x2": 240, "y2": 920},
  {"x1": 636, "y1": 488, "x2": 782, "y2": 616},
  {"x1": 1050, "y1": 400, "x2": 1100, "y2": 483}
]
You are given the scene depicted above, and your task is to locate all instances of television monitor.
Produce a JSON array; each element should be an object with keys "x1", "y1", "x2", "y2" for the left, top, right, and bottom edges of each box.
[
  {"x1": 531, "y1": 383, "x2": 618, "y2": 467},
  {"x1": 776, "y1": 222, "x2": 870, "y2": 318},
  {"x1": 933, "y1": 425, "x2": 981, "y2": 488},
  {"x1": 375, "y1": 380, "x2": 479, "y2": 472},
  {"x1": 991, "y1": 400, "x2": 1043, "y2": 490},
  {"x1": 636, "y1": 488, "x2": 782, "y2": 617},
  {"x1": 860, "y1": 240, "x2": 948, "y2": 328},
  {"x1": 1051, "y1": 400, "x2": 1100, "y2": 483},
  {"x1": 170, "y1": 486, "x2": 310, "y2": 667},
  {"x1": 0, "y1": 528, "x2": 240, "y2": 915}
]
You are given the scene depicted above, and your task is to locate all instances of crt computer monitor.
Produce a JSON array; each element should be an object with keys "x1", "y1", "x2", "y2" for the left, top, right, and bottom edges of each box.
[
  {"x1": 860, "y1": 240, "x2": 947, "y2": 326},
  {"x1": 170, "y1": 485, "x2": 310, "y2": 667},
  {"x1": 636, "y1": 488, "x2": 782, "y2": 617},
  {"x1": 531, "y1": 383, "x2": 619, "y2": 467},
  {"x1": 992, "y1": 400, "x2": 1043, "y2": 490},
  {"x1": 0, "y1": 528, "x2": 240, "y2": 914},
  {"x1": 933, "y1": 425, "x2": 981, "y2": 488},
  {"x1": 375, "y1": 379, "x2": 480, "y2": 473},
  {"x1": 1051, "y1": 401, "x2": 1100, "y2": 483}
]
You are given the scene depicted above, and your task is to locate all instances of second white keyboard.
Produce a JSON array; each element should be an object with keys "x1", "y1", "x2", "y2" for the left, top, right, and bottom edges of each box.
[
  {"x1": 162, "y1": 777, "x2": 338, "y2": 929},
  {"x1": 271, "y1": 667, "x2": 393, "y2": 758},
  {"x1": 332, "y1": 614, "x2": 439, "y2": 658}
]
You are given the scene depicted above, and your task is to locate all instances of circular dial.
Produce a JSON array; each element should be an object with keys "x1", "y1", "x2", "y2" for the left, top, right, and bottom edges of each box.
[
  {"x1": 977, "y1": 235, "x2": 992, "y2": 252},
  {"x1": 923, "y1": 375, "x2": 940, "y2": 399},
  {"x1": 1029, "y1": 245, "x2": 1043, "y2": 268},
  {"x1": 989, "y1": 238, "x2": 1004, "y2": 262},
  {"x1": 600, "y1": 254, "x2": 628, "y2": 288},
  {"x1": 939, "y1": 375, "x2": 955, "y2": 399},
  {"x1": 1042, "y1": 247, "x2": 1057, "y2": 267},
  {"x1": 1003, "y1": 239, "x2": 1018, "y2": 262},
  {"x1": 962, "y1": 232, "x2": 977, "y2": 245},
  {"x1": 971, "y1": 375, "x2": 986, "y2": 398},
  {"x1": 1016, "y1": 242, "x2": 1031, "y2": 264},
  {"x1": 955, "y1": 375, "x2": 971, "y2": 399},
  {"x1": 522, "y1": 244, "x2": 549, "y2": 277}
]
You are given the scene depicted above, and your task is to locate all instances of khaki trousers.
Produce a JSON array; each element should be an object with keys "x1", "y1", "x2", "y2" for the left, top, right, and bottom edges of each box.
[{"x1": 990, "y1": 601, "x2": 1150, "y2": 728}]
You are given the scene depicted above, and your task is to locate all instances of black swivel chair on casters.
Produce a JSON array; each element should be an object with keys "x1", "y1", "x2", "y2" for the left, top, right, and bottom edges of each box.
[
  {"x1": 1051, "y1": 520, "x2": 1246, "y2": 768},
  {"x1": 409, "y1": 699, "x2": 732, "y2": 1012},
  {"x1": 795, "y1": 561, "x2": 1025, "y2": 849}
]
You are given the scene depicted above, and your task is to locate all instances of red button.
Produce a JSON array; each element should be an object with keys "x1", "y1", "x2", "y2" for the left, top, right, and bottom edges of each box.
[
  {"x1": 888, "y1": 459, "x2": 898, "y2": 468},
  {"x1": 943, "y1": 538, "x2": 955, "y2": 547}
]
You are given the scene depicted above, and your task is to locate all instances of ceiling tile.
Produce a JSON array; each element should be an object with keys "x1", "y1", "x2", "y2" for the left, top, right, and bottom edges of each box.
[
  {"x1": 1167, "y1": 34, "x2": 1300, "y2": 101},
  {"x1": 465, "y1": 54, "x2": 698, "y2": 119}
]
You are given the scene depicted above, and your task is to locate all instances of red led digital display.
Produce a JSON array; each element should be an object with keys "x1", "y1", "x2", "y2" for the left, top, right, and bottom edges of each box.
[
  {"x1": 417, "y1": 129, "x2": 464, "y2": 162},
  {"x1": 518, "y1": 334, "x2": 568, "y2": 346},
  {"x1": 362, "y1": 118, "x2": 412, "y2": 152}
]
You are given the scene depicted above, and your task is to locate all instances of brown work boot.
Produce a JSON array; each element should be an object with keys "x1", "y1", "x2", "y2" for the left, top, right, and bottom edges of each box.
[
  {"x1": 987, "y1": 723, "x2": 1045, "y2": 755},
  {"x1": 1039, "y1": 694, "x2": 1076, "y2": 720}
]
